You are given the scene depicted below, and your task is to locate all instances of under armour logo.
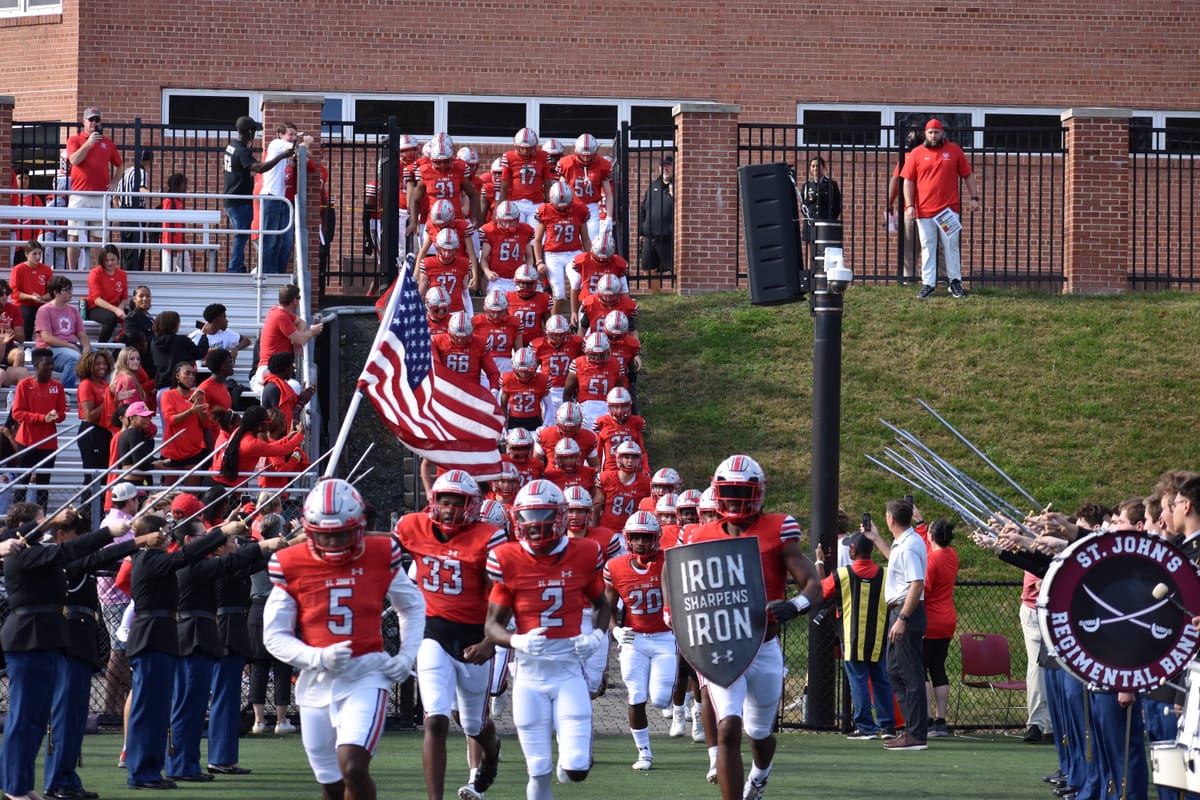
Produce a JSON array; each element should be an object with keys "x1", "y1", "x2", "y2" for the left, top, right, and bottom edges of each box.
[
  {"x1": 562, "y1": 570, "x2": 574, "y2": 578},
  {"x1": 351, "y1": 567, "x2": 364, "y2": 576},
  {"x1": 711, "y1": 650, "x2": 734, "y2": 664}
]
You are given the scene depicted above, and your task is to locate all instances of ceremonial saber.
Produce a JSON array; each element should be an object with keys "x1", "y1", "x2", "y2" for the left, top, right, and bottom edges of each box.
[
  {"x1": 349, "y1": 466, "x2": 375, "y2": 485},
  {"x1": 865, "y1": 454, "x2": 996, "y2": 533},
  {"x1": 175, "y1": 466, "x2": 272, "y2": 531},
  {"x1": 239, "y1": 445, "x2": 338, "y2": 527},
  {"x1": 0, "y1": 429, "x2": 61, "y2": 470},
  {"x1": 129, "y1": 440, "x2": 232, "y2": 524},
  {"x1": 916, "y1": 398, "x2": 1041, "y2": 509},
  {"x1": 3, "y1": 428, "x2": 91, "y2": 498},
  {"x1": 343, "y1": 443, "x2": 375, "y2": 484},
  {"x1": 879, "y1": 447, "x2": 998, "y2": 528}
]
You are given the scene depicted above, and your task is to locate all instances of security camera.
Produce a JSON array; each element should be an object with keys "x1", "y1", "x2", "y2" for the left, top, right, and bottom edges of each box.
[{"x1": 826, "y1": 265, "x2": 853, "y2": 294}]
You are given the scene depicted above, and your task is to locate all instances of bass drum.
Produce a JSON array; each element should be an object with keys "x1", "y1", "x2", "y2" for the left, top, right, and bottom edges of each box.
[{"x1": 1038, "y1": 531, "x2": 1200, "y2": 692}]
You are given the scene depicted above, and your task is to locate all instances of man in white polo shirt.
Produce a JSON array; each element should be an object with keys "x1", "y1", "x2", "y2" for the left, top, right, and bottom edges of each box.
[{"x1": 882, "y1": 497, "x2": 928, "y2": 751}]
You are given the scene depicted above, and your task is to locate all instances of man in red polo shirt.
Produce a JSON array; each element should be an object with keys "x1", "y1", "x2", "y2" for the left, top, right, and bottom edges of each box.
[
  {"x1": 253, "y1": 283, "x2": 323, "y2": 390},
  {"x1": 65, "y1": 106, "x2": 123, "y2": 269}
]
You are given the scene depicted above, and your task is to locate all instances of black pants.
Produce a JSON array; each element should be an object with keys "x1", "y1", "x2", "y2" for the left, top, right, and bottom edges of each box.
[
  {"x1": 19, "y1": 305, "x2": 37, "y2": 342},
  {"x1": 76, "y1": 422, "x2": 113, "y2": 471},
  {"x1": 120, "y1": 225, "x2": 145, "y2": 271},
  {"x1": 87, "y1": 306, "x2": 121, "y2": 343},
  {"x1": 886, "y1": 603, "x2": 928, "y2": 739},
  {"x1": 643, "y1": 234, "x2": 673, "y2": 274},
  {"x1": 247, "y1": 597, "x2": 293, "y2": 708}
]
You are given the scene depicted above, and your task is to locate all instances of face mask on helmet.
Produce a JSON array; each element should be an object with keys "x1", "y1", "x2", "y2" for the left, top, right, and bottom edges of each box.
[
  {"x1": 493, "y1": 463, "x2": 521, "y2": 499},
  {"x1": 563, "y1": 485, "x2": 592, "y2": 533},
  {"x1": 435, "y1": 229, "x2": 460, "y2": 263},
  {"x1": 425, "y1": 287, "x2": 451, "y2": 321},
  {"x1": 596, "y1": 275, "x2": 622, "y2": 305},
  {"x1": 615, "y1": 442, "x2": 642, "y2": 473},
  {"x1": 515, "y1": 276, "x2": 538, "y2": 298},
  {"x1": 427, "y1": 470, "x2": 481, "y2": 533},
  {"x1": 484, "y1": 290, "x2": 508, "y2": 323},
  {"x1": 514, "y1": 128, "x2": 539, "y2": 158},
  {"x1": 603, "y1": 310, "x2": 628, "y2": 343},
  {"x1": 303, "y1": 479, "x2": 367, "y2": 565},
  {"x1": 548, "y1": 180, "x2": 573, "y2": 210},
  {"x1": 575, "y1": 133, "x2": 598, "y2": 164},
  {"x1": 555, "y1": 401, "x2": 583, "y2": 435},
  {"x1": 430, "y1": 199, "x2": 456, "y2": 228},
  {"x1": 545, "y1": 315, "x2": 570, "y2": 346},
  {"x1": 512, "y1": 480, "x2": 566, "y2": 548},
  {"x1": 623, "y1": 511, "x2": 662, "y2": 559},
  {"x1": 712, "y1": 455, "x2": 766, "y2": 523},
  {"x1": 496, "y1": 201, "x2": 519, "y2": 231},
  {"x1": 448, "y1": 312, "x2": 473, "y2": 346},
  {"x1": 554, "y1": 440, "x2": 581, "y2": 472},
  {"x1": 584, "y1": 333, "x2": 610, "y2": 365},
  {"x1": 676, "y1": 490, "x2": 702, "y2": 525},
  {"x1": 505, "y1": 429, "x2": 534, "y2": 463},
  {"x1": 542, "y1": 138, "x2": 563, "y2": 158}
]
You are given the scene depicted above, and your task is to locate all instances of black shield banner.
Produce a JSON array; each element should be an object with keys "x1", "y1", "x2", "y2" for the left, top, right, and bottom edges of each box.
[{"x1": 665, "y1": 537, "x2": 768, "y2": 688}]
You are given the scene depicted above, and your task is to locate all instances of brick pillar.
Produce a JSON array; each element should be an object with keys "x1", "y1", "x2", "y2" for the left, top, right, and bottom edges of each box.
[
  {"x1": 673, "y1": 102, "x2": 741, "y2": 295},
  {"x1": 262, "y1": 94, "x2": 325, "y2": 307},
  {"x1": 0, "y1": 97, "x2": 13, "y2": 192},
  {"x1": 1061, "y1": 108, "x2": 1131, "y2": 295}
]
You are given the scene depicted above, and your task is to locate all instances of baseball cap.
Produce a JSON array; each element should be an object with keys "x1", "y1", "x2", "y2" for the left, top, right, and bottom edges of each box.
[
  {"x1": 126, "y1": 400, "x2": 154, "y2": 418},
  {"x1": 661, "y1": 154, "x2": 674, "y2": 165},
  {"x1": 236, "y1": 115, "x2": 263, "y2": 134},
  {"x1": 846, "y1": 532, "x2": 874, "y2": 556},
  {"x1": 111, "y1": 482, "x2": 141, "y2": 503},
  {"x1": 925, "y1": 118, "x2": 944, "y2": 132},
  {"x1": 170, "y1": 492, "x2": 204, "y2": 518},
  {"x1": 82, "y1": 107, "x2": 101, "y2": 121}
]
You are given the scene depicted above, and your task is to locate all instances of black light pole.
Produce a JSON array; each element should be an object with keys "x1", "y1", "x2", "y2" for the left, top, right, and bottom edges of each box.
[{"x1": 805, "y1": 260, "x2": 852, "y2": 729}]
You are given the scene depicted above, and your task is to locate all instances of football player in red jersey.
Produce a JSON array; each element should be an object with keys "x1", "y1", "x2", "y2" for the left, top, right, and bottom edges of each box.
[
  {"x1": 392, "y1": 471, "x2": 507, "y2": 800},
  {"x1": 684, "y1": 455, "x2": 821, "y2": 800},
  {"x1": 580, "y1": 273, "x2": 637, "y2": 336},
  {"x1": 533, "y1": 180, "x2": 591, "y2": 319},
  {"x1": 535, "y1": 401, "x2": 600, "y2": 471},
  {"x1": 595, "y1": 440, "x2": 652, "y2": 532},
  {"x1": 675, "y1": 489, "x2": 703, "y2": 530},
  {"x1": 601, "y1": 309, "x2": 642, "y2": 401},
  {"x1": 479, "y1": 201, "x2": 535, "y2": 294},
  {"x1": 541, "y1": 438, "x2": 597, "y2": 499},
  {"x1": 654, "y1": 493, "x2": 682, "y2": 550},
  {"x1": 557, "y1": 134, "x2": 614, "y2": 241},
  {"x1": 418, "y1": 229, "x2": 476, "y2": 316},
  {"x1": 560, "y1": 484, "x2": 619, "y2": 698},
  {"x1": 484, "y1": 460, "x2": 523, "y2": 508},
  {"x1": 570, "y1": 229, "x2": 628, "y2": 323},
  {"x1": 499, "y1": 128, "x2": 555, "y2": 227},
  {"x1": 484, "y1": 481, "x2": 610, "y2": 800},
  {"x1": 263, "y1": 479, "x2": 425, "y2": 800},
  {"x1": 431, "y1": 311, "x2": 501, "y2": 391},
  {"x1": 541, "y1": 139, "x2": 564, "y2": 170},
  {"x1": 563, "y1": 332, "x2": 626, "y2": 429},
  {"x1": 473, "y1": 289, "x2": 522, "y2": 376},
  {"x1": 502, "y1": 427, "x2": 544, "y2": 485},
  {"x1": 424, "y1": 286, "x2": 453, "y2": 336},
  {"x1": 407, "y1": 132, "x2": 482, "y2": 234},
  {"x1": 411, "y1": 198, "x2": 482, "y2": 279},
  {"x1": 638, "y1": 468, "x2": 683, "y2": 513},
  {"x1": 505, "y1": 263, "x2": 550, "y2": 342},
  {"x1": 480, "y1": 158, "x2": 504, "y2": 222},
  {"x1": 592, "y1": 386, "x2": 649, "y2": 474},
  {"x1": 456, "y1": 145, "x2": 483, "y2": 226},
  {"x1": 604, "y1": 511, "x2": 675, "y2": 771},
  {"x1": 499, "y1": 346, "x2": 549, "y2": 432},
  {"x1": 529, "y1": 315, "x2": 582, "y2": 428}
]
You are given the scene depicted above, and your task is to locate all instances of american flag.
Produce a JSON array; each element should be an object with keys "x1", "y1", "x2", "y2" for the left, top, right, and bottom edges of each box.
[{"x1": 357, "y1": 269, "x2": 504, "y2": 479}]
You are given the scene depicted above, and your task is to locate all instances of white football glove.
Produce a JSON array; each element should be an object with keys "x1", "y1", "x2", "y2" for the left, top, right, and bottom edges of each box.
[
  {"x1": 572, "y1": 632, "x2": 599, "y2": 659},
  {"x1": 663, "y1": 609, "x2": 672, "y2": 628},
  {"x1": 383, "y1": 653, "x2": 413, "y2": 682},
  {"x1": 612, "y1": 626, "x2": 636, "y2": 646},
  {"x1": 510, "y1": 626, "x2": 549, "y2": 656},
  {"x1": 319, "y1": 641, "x2": 354, "y2": 672}
]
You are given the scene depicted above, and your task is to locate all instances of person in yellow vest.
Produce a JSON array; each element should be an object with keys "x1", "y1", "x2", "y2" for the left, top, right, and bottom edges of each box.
[{"x1": 819, "y1": 532, "x2": 897, "y2": 740}]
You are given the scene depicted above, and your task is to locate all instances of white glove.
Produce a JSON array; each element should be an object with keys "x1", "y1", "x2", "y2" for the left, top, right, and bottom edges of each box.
[
  {"x1": 663, "y1": 609, "x2": 672, "y2": 628},
  {"x1": 116, "y1": 624, "x2": 130, "y2": 643},
  {"x1": 383, "y1": 653, "x2": 413, "y2": 682},
  {"x1": 510, "y1": 626, "x2": 549, "y2": 656},
  {"x1": 319, "y1": 641, "x2": 354, "y2": 672},
  {"x1": 612, "y1": 626, "x2": 636, "y2": 646},
  {"x1": 572, "y1": 632, "x2": 599, "y2": 659}
]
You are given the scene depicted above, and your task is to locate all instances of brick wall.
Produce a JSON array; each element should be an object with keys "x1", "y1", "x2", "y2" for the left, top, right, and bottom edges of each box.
[
  {"x1": 1062, "y1": 109, "x2": 1131, "y2": 294},
  {"x1": 675, "y1": 104, "x2": 741, "y2": 294}
]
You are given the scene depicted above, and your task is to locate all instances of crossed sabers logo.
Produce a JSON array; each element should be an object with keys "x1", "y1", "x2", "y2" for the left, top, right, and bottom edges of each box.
[
  {"x1": 711, "y1": 650, "x2": 734, "y2": 665},
  {"x1": 1080, "y1": 583, "x2": 1172, "y2": 640}
]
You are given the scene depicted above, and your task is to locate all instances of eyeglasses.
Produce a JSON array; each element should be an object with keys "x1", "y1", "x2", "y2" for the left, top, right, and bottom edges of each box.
[{"x1": 86, "y1": 116, "x2": 101, "y2": 122}]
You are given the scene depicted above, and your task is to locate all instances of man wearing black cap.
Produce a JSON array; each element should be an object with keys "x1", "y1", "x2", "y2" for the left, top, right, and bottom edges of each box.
[
  {"x1": 900, "y1": 118, "x2": 980, "y2": 299},
  {"x1": 223, "y1": 116, "x2": 295, "y2": 274},
  {"x1": 637, "y1": 155, "x2": 674, "y2": 274}
]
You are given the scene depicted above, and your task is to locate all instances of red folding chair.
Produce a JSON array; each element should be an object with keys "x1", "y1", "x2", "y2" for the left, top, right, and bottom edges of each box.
[{"x1": 956, "y1": 632, "x2": 1028, "y2": 735}]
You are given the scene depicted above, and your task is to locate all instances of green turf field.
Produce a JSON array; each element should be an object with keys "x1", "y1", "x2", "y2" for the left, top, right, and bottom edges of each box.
[{"x1": 40, "y1": 727, "x2": 1068, "y2": 799}]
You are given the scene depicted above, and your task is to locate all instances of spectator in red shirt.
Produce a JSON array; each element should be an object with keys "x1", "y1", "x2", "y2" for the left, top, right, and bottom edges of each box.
[
  {"x1": 87, "y1": 244, "x2": 129, "y2": 342},
  {"x1": 252, "y1": 283, "x2": 322, "y2": 391},
  {"x1": 159, "y1": 362, "x2": 210, "y2": 480},
  {"x1": 75, "y1": 350, "x2": 117, "y2": 472},
  {"x1": 922, "y1": 519, "x2": 959, "y2": 737},
  {"x1": 160, "y1": 173, "x2": 192, "y2": 273},
  {"x1": 11, "y1": 348, "x2": 66, "y2": 505},
  {"x1": 65, "y1": 106, "x2": 123, "y2": 270},
  {"x1": 10, "y1": 166, "x2": 44, "y2": 264},
  {"x1": 11, "y1": 239, "x2": 52, "y2": 341}
]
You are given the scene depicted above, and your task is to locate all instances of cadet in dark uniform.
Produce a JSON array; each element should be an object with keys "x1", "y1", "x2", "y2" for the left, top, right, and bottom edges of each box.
[
  {"x1": 125, "y1": 516, "x2": 226, "y2": 791},
  {"x1": 0, "y1": 504, "x2": 117, "y2": 800},
  {"x1": 165, "y1": 520, "x2": 282, "y2": 782},
  {"x1": 45, "y1": 515, "x2": 166, "y2": 800}
]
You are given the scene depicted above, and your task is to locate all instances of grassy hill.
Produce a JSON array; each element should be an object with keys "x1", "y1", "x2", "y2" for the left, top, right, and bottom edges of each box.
[{"x1": 635, "y1": 283, "x2": 1200, "y2": 580}]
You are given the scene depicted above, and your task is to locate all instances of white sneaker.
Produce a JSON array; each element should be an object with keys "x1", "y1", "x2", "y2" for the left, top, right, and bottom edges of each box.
[
  {"x1": 706, "y1": 765, "x2": 718, "y2": 784},
  {"x1": 490, "y1": 690, "x2": 508, "y2": 718},
  {"x1": 691, "y1": 712, "x2": 705, "y2": 743},
  {"x1": 661, "y1": 707, "x2": 674, "y2": 719},
  {"x1": 632, "y1": 753, "x2": 653, "y2": 771},
  {"x1": 669, "y1": 710, "x2": 687, "y2": 738},
  {"x1": 743, "y1": 777, "x2": 768, "y2": 800},
  {"x1": 251, "y1": 722, "x2": 266, "y2": 734},
  {"x1": 458, "y1": 784, "x2": 484, "y2": 800},
  {"x1": 275, "y1": 720, "x2": 297, "y2": 734}
]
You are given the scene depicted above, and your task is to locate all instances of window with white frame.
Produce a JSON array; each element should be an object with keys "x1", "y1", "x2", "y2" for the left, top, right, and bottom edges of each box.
[
  {"x1": 0, "y1": 0, "x2": 60, "y2": 17},
  {"x1": 1130, "y1": 112, "x2": 1200, "y2": 154},
  {"x1": 798, "y1": 104, "x2": 1066, "y2": 152},
  {"x1": 163, "y1": 90, "x2": 256, "y2": 130}
]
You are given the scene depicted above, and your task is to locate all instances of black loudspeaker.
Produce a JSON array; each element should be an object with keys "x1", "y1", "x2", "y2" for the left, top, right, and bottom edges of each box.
[{"x1": 738, "y1": 163, "x2": 808, "y2": 306}]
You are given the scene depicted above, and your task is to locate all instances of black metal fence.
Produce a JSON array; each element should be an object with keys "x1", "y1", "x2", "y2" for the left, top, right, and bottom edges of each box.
[
  {"x1": 736, "y1": 124, "x2": 1068, "y2": 289},
  {"x1": 612, "y1": 121, "x2": 678, "y2": 293},
  {"x1": 1130, "y1": 127, "x2": 1200, "y2": 289}
]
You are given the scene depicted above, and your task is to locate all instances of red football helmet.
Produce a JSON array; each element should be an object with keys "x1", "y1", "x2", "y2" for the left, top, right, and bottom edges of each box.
[
  {"x1": 602, "y1": 310, "x2": 629, "y2": 342},
  {"x1": 427, "y1": 469, "x2": 481, "y2": 534},
  {"x1": 548, "y1": 179, "x2": 573, "y2": 210},
  {"x1": 584, "y1": 331, "x2": 610, "y2": 365},
  {"x1": 435, "y1": 227, "x2": 461, "y2": 262},
  {"x1": 505, "y1": 427, "x2": 534, "y2": 463},
  {"x1": 495, "y1": 200, "x2": 520, "y2": 231},
  {"x1": 596, "y1": 273, "x2": 622, "y2": 306},
  {"x1": 429, "y1": 199, "x2": 457, "y2": 228},
  {"x1": 456, "y1": 146, "x2": 479, "y2": 169},
  {"x1": 429, "y1": 132, "x2": 454, "y2": 170},
  {"x1": 493, "y1": 460, "x2": 522, "y2": 502},
  {"x1": 591, "y1": 228, "x2": 615, "y2": 261},
  {"x1": 555, "y1": 401, "x2": 583, "y2": 436},
  {"x1": 424, "y1": 286, "x2": 452, "y2": 322},
  {"x1": 303, "y1": 479, "x2": 366, "y2": 565},
  {"x1": 511, "y1": 480, "x2": 567, "y2": 547},
  {"x1": 623, "y1": 511, "x2": 662, "y2": 560},
  {"x1": 544, "y1": 315, "x2": 570, "y2": 347},
  {"x1": 491, "y1": 157, "x2": 504, "y2": 177},
  {"x1": 676, "y1": 489, "x2": 703, "y2": 525},
  {"x1": 541, "y1": 138, "x2": 564, "y2": 159},
  {"x1": 711, "y1": 455, "x2": 766, "y2": 523},
  {"x1": 483, "y1": 288, "x2": 509, "y2": 323},
  {"x1": 554, "y1": 437, "x2": 581, "y2": 472},
  {"x1": 575, "y1": 133, "x2": 599, "y2": 164},
  {"x1": 655, "y1": 492, "x2": 679, "y2": 527},
  {"x1": 514, "y1": 264, "x2": 539, "y2": 298},
  {"x1": 563, "y1": 484, "x2": 593, "y2": 534},
  {"x1": 615, "y1": 439, "x2": 643, "y2": 473},
  {"x1": 651, "y1": 468, "x2": 682, "y2": 496},
  {"x1": 512, "y1": 346, "x2": 538, "y2": 380},
  {"x1": 448, "y1": 311, "x2": 473, "y2": 346},
  {"x1": 606, "y1": 386, "x2": 632, "y2": 423},
  {"x1": 478, "y1": 498, "x2": 509, "y2": 534},
  {"x1": 514, "y1": 127, "x2": 539, "y2": 158}
]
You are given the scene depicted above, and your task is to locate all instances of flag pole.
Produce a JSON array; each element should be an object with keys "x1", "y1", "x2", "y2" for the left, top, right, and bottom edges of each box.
[{"x1": 324, "y1": 249, "x2": 410, "y2": 479}]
